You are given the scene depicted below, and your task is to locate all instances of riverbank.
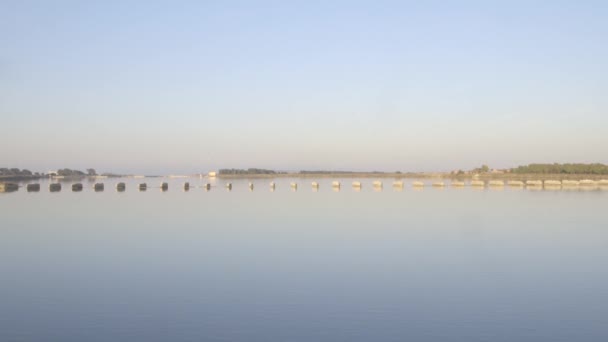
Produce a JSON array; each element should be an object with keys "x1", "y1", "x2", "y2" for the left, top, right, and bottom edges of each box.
[
  {"x1": 0, "y1": 175, "x2": 43, "y2": 181},
  {"x1": 216, "y1": 172, "x2": 608, "y2": 181}
]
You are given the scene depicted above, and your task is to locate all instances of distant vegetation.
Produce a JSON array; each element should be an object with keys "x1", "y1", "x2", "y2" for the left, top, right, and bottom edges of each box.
[
  {"x1": 299, "y1": 170, "x2": 386, "y2": 174},
  {"x1": 56, "y1": 169, "x2": 86, "y2": 177},
  {"x1": 0, "y1": 168, "x2": 39, "y2": 177},
  {"x1": 478, "y1": 165, "x2": 490, "y2": 173},
  {"x1": 54, "y1": 168, "x2": 99, "y2": 177},
  {"x1": 299, "y1": 170, "x2": 356, "y2": 174},
  {"x1": 1, "y1": 167, "x2": 101, "y2": 179},
  {"x1": 0, "y1": 167, "x2": 122, "y2": 179},
  {"x1": 512, "y1": 163, "x2": 608, "y2": 175},
  {"x1": 55, "y1": 168, "x2": 124, "y2": 177},
  {"x1": 219, "y1": 168, "x2": 278, "y2": 175}
]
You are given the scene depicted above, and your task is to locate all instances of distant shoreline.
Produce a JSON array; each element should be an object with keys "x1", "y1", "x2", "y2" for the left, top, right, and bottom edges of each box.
[
  {"x1": 0, "y1": 175, "x2": 43, "y2": 181},
  {"x1": 3, "y1": 173, "x2": 608, "y2": 182},
  {"x1": 216, "y1": 173, "x2": 608, "y2": 180},
  {"x1": 0, "y1": 175, "x2": 124, "y2": 181}
]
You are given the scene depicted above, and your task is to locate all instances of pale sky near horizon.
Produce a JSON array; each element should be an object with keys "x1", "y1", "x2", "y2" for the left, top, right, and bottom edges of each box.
[{"x1": 1, "y1": 1, "x2": 607, "y2": 174}]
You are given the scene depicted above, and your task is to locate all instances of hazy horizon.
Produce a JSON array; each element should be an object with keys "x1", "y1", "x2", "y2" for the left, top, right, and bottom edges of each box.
[{"x1": 2, "y1": 1, "x2": 607, "y2": 174}]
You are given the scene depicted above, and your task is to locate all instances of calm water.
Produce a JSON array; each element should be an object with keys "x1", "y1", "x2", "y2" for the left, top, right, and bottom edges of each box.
[{"x1": 1, "y1": 178, "x2": 608, "y2": 341}]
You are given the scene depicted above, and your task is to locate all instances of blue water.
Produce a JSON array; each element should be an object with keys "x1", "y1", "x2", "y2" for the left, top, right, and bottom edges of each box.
[{"x1": 1, "y1": 178, "x2": 607, "y2": 341}]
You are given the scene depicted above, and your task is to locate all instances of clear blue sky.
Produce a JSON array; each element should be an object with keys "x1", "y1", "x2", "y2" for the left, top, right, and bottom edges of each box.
[{"x1": 2, "y1": 1, "x2": 607, "y2": 174}]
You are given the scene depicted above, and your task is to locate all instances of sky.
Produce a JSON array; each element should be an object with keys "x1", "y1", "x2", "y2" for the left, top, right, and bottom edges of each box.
[{"x1": 1, "y1": 0, "x2": 607, "y2": 174}]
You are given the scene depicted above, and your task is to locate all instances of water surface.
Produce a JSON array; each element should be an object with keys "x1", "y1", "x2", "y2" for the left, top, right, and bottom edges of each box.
[{"x1": 1, "y1": 178, "x2": 607, "y2": 341}]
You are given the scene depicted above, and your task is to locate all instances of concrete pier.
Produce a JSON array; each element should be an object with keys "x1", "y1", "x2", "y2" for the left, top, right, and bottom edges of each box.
[
  {"x1": 562, "y1": 180, "x2": 580, "y2": 186},
  {"x1": 10, "y1": 176, "x2": 608, "y2": 196},
  {"x1": 470, "y1": 181, "x2": 485, "y2": 187},
  {"x1": 507, "y1": 180, "x2": 525, "y2": 187},
  {"x1": 0, "y1": 183, "x2": 19, "y2": 192},
  {"x1": 332, "y1": 181, "x2": 340, "y2": 192},
  {"x1": 544, "y1": 180, "x2": 561, "y2": 186},
  {"x1": 26, "y1": 183, "x2": 40, "y2": 192},
  {"x1": 579, "y1": 180, "x2": 596, "y2": 186},
  {"x1": 488, "y1": 180, "x2": 504, "y2": 187},
  {"x1": 526, "y1": 180, "x2": 542, "y2": 186}
]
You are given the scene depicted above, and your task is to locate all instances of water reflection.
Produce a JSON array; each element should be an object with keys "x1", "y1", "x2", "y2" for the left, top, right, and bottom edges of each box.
[{"x1": 1, "y1": 177, "x2": 608, "y2": 341}]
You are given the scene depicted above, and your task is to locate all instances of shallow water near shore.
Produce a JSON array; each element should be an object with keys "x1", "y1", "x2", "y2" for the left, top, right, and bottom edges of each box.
[{"x1": 1, "y1": 177, "x2": 608, "y2": 341}]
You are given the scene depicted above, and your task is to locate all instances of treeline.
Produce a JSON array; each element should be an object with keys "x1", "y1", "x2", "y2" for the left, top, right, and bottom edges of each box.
[
  {"x1": 299, "y1": 170, "x2": 356, "y2": 174},
  {"x1": 299, "y1": 170, "x2": 388, "y2": 174},
  {"x1": 56, "y1": 169, "x2": 86, "y2": 176},
  {"x1": 512, "y1": 163, "x2": 608, "y2": 175},
  {"x1": 55, "y1": 168, "x2": 97, "y2": 177},
  {"x1": 219, "y1": 168, "x2": 278, "y2": 175},
  {"x1": 0, "y1": 168, "x2": 39, "y2": 177},
  {"x1": 1, "y1": 168, "x2": 99, "y2": 178}
]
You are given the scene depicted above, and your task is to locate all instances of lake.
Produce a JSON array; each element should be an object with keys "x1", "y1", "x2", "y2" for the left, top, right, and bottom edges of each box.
[{"x1": 1, "y1": 177, "x2": 607, "y2": 341}]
